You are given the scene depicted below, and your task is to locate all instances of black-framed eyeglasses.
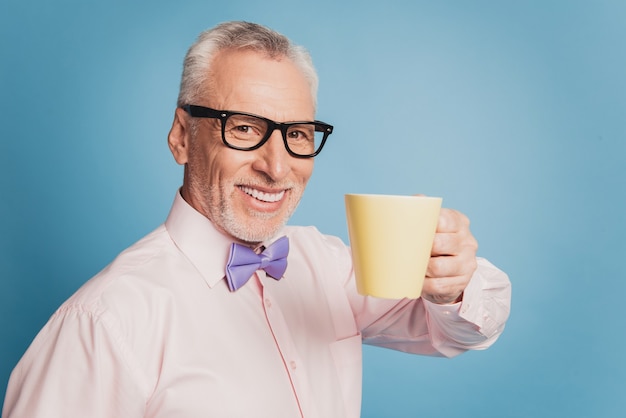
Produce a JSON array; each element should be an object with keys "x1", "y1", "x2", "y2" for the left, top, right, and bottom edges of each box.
[{"x1": 181, "y1": 104, "x2": 334, "y2": 158}]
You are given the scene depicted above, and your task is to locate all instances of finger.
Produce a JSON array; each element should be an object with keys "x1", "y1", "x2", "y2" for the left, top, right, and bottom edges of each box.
[
  {"x1": 426, "y1": 252, "x2": 477, "y2": 279},
  {"x1": 431, "y1": 230, "x2": 478, "y2": 257},
  {"x1": 422, "y1": 275, "x2": 467, "y2": 304},
  {"x1": 431, "y1": 232, "x2": 458, "y2": 256},
  {"x1": 437, "y1": 208, "x2": 469, "y2": 233},
  {"x1": 423, "y1": 253, "x2": 476, "y2": 304}
]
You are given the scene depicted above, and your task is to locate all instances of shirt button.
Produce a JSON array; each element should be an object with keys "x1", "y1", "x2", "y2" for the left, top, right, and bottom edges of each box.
[
  {"x1": 290, "y1": 361, "x2": 297, "y2": 370},
  {"x1": 265, "y1": 298, "x2": 272, "y2": 308}
]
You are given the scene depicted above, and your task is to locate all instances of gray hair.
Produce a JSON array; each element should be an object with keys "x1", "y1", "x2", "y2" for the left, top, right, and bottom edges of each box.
[{"x1": 176, "y1": 21, "x2": 319, "y2": 109}]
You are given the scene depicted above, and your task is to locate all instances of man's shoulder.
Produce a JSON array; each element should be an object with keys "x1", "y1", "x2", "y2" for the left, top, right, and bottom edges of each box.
[
  {"x1": 63, "y1": 224, "x2": 175, "y2": 308},
  {"x1": 43, "y1": 224, "x2": 188, "y2": 341},
  {"x1": 108, "y1": 224, "x2": 173, "y2": 275}
]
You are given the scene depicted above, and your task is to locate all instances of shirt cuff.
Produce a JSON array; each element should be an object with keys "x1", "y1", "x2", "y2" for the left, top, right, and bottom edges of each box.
[{"x1": 422, "y1": 258, "x2": 508, "y2": 357}]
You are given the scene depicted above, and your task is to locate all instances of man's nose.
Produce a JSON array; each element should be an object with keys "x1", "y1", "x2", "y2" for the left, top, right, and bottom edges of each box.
[{"x1": 251, "y1": 129, "x2": 292, "y2": 181}]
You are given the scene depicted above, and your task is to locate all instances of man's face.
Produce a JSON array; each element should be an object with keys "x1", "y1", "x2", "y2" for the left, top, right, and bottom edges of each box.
[{"x1": 169, "y1": 49, "x2": 315, "y2": 244}]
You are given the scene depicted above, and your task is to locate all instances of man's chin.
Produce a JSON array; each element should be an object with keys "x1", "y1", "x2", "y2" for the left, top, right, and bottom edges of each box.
[
  {"x1": 232, "y1": 228, "x2": 284, "y2": 245},
  {"x1": 225, "y1": 215, "x2": 288, "y2": 244}
]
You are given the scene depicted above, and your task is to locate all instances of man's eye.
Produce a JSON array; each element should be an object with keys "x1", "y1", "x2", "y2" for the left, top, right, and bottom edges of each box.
[
  {"x1": 235, "y1": 125, "x2": 252, "y2": 134},
  {"x1": 288, "y1": 129, "x2": 312, "y2": 142}
]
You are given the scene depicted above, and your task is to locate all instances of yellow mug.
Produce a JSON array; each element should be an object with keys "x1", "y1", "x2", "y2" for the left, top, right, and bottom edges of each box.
[{"x1": 345, "y1": 194, "x2": 442, "y2": 299}]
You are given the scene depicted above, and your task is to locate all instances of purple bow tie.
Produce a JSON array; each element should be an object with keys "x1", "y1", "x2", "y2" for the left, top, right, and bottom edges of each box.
[{"x1": 225, "y1": 236, "x2": 289, "y2": 291}]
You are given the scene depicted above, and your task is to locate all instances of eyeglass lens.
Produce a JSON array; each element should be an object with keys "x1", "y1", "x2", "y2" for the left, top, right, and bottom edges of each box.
[{"x1": 224, "y1": 114, "x2": 324, "y2": 156}]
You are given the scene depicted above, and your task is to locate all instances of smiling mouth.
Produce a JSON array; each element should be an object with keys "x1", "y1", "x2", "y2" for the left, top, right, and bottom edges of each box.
[{"x1": 239, "y1": 186, "x2": 286, "y2": 203}]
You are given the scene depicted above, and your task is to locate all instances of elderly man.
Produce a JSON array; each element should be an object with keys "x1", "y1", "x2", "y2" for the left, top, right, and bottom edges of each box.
[{"x1": 3, "y1": 21, "x2": 511, "y2": 418}]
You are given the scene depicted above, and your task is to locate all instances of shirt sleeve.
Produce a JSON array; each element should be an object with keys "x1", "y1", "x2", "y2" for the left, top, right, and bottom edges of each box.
[
  {"x1": 2, "y1": 304, "x2": 148, "y2": 418},
  {"x1": 348, "y1": 256, "x2": 511, "y2": 358},
  {"x1": 420, "y1": 257, "x2": 511, "y2": 357}
]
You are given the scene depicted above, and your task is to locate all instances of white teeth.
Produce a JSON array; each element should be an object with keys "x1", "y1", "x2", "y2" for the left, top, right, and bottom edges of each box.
[{"x1": 240, "y1": 186, "x2": 285, "y2": 203}]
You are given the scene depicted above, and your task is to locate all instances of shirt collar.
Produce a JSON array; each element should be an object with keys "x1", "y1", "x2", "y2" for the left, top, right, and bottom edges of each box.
[{"x1": 164, "y1": 190, "x2": 233, "y2": 288}]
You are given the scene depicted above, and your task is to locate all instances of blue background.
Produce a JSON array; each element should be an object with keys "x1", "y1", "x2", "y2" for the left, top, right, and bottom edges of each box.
[{"x1": 1, "y1": 1, "x2": 624, "y2": 417}]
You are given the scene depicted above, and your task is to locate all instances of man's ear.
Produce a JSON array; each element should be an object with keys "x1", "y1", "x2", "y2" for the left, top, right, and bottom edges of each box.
[{"x1": 168, "y1": 107, "x2": 191, "y2": 165}]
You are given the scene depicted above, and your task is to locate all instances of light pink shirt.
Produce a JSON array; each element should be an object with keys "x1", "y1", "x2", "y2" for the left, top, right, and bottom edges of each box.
[{"x1": 3, "y1": 192, "x2": 511, "y2": 418}]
